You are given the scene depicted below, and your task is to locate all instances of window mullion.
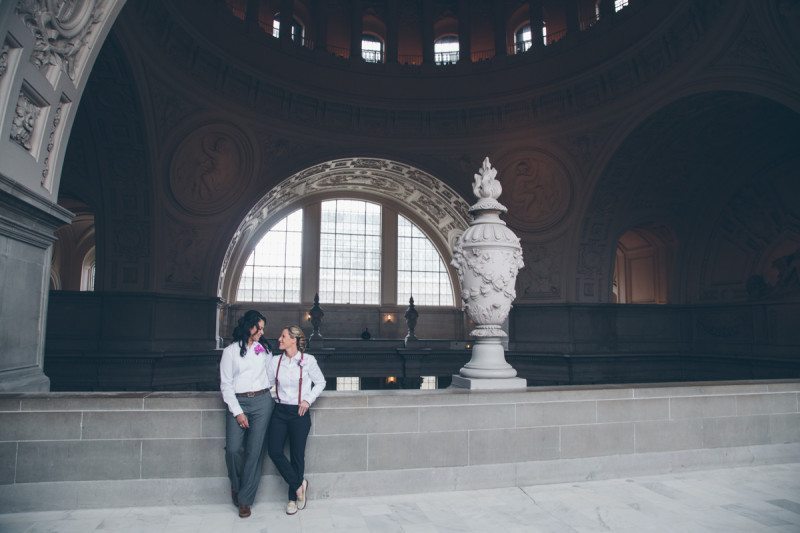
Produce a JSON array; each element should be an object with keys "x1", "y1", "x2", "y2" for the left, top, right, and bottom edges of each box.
[{"x1": 301, "y1": 203, "x2": 320, "y2": 303}]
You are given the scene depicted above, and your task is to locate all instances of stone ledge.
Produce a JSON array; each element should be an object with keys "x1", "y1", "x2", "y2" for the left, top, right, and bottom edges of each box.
[{"x1": 1, "y1": 443, "x2": 797, "y2": 513}]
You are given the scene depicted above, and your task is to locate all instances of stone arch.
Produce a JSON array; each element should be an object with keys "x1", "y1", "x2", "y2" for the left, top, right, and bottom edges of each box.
[
  {"x1": 575, "y1": 91, "x2": 800, "y2": 304},
  {"x1": 218, "y1": 157, "x2": 471, "y2": 304}
]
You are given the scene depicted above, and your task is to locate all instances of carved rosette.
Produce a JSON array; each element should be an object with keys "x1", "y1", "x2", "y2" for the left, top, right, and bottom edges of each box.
[{"x1": 452, "y1": 158, "x2": 524, "y2": 338}]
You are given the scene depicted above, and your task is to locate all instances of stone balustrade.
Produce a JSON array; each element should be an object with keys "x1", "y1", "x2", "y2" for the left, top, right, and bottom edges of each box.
[{"x1": 1, "y1": 380, "x2": 798, "y2": 513}]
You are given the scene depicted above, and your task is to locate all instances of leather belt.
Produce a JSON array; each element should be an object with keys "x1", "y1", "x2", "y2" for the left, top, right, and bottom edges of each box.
[{"x1": 235, "y1": 388, "x2": 268, "y2": 398}]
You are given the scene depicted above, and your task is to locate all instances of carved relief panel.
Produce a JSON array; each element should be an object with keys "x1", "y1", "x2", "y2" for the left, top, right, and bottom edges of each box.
[
  {"x1": 168, "y1": 122, "x2": 255, "y2": 215},
  {"x1": 497, "y1": 150, "x2": 573, "y2": 234}
]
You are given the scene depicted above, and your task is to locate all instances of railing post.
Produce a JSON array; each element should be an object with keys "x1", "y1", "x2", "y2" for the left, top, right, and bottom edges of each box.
[{"x1": 309, "y1": 293, "x2": 324, "y2": 349}]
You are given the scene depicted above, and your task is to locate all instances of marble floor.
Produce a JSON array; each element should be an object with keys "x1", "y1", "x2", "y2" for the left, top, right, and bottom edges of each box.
[{"x1": 1, "y1": 463, "x2": 799, "y2": 532}]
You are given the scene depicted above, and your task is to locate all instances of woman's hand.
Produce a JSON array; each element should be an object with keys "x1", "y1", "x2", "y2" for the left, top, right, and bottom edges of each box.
[
  {"x1": 298, "y1": 400, "x2": 310, "y2": 416},
  {"x1": 236, "y1": 413, "x2": 249, "y2": 429}
]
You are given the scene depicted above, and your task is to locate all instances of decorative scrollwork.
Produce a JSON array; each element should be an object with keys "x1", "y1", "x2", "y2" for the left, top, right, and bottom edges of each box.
[{"x1": 16, "y1": 0, "x2": 104, "y2": 81}]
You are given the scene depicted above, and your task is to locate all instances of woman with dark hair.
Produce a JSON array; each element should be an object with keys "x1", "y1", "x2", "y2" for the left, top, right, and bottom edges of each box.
[
  {"x1": 220, "y1": 309, "x2": 274, "y2": 518},
  {"x1": 267, "y1": 325, "x2": 326, "y2": 515}
]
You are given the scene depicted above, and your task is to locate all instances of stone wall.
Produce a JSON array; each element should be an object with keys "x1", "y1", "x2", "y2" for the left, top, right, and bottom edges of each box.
[{"x1": 1, "y1": 380, "x2": 798, "y2": 512}]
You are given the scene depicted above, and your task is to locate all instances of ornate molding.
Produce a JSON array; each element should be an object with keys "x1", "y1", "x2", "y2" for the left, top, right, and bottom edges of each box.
[
  {"x1": 218, "y1": 157, "x2": 471, "y2": 298},
  {"x1": 127, "y1": 0, "x2": 729, "y2": 139},
  {"x1": 163, "y1": 219, "x2": 206, "y2": 290},
  {"x1": 15, "y1": 0, "x2": 105, "y2": 82},
  {"x1": 0, "y1": 43, "x2": 9, "y2": 78},
  {"x1": 41, "y1": 97, "x2": 64, "y2": 187},
  {"x1": 517, "y1": 241, "x2": 562, "y2": 300}
]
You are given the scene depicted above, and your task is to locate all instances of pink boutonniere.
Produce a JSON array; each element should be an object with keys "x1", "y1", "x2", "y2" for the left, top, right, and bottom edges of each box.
[
  {"x1": 297, "y1": 355, "x2": 306, "y2": 367},
  {"x1": 254, "y1": 344, "x2": 266, "y2": 355}
]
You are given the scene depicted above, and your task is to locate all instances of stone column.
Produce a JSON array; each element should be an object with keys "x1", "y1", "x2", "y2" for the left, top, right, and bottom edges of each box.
[
  {"x1": 422, "y1": 0, "x2": 434, "y2": 65},
  {"x1": 450, "y1": 158, "x2": 526, "y2": 390},
  {"x1": 493, "y1": 1, "x2": 507, "y2": 56},
  {"x1": 0, "y1": 175, "x2": 72, "y2": 391},
  {"x1": 529, "y1": 0, "x2": 545, "y2": 50},
  {"x1": 279, "y1": 0, "x2": 294, "y2": 43},
  {"x1": 458, "y1": 0, "x2": 472, "y2": 63},
  {"x1": 0, "y1": 0, "x2": 124, "y2": 390},
  {"x1": 313, "y1": 0, "x2": 328, "y2": 50},
  {"x1": 386, "y1": 0, "x2": 399, "y2": 63},
  {"x1": 245, "y1": 0, "x2": 260, "y2": 33},
  {"x1": 599, "y1": 0, "x2": 615, "y2": 20},
  {"x1": 350, "y1": 0, "x2": 363, "y2": 61},
  {"x1": 565, "y1": 0, "x2": 580, "y2": 36}
]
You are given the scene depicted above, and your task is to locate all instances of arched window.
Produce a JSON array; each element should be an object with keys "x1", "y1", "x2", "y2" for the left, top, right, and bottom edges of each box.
[
  {"x1": 515, "y1": 23, "x2": 548, "y2": 50},
  {"x1": 514, "y1": 25, "x2": 532, "y2": 54},
  {"x1": 434, "y1": 35, "x2": 459, "y2": 65},
  {"x1": 362, "y1": 34, "x2": 384, "y2": 63},
  {"x1": 236, "y1": 209, "x2": 303, "y2": 302},
  {"x1": 319, "y1": 200, "x2": 381, "y2": 304},
  {"x1": 397, "y1": 215, "x2": 454, "y2": 306},
  {"x1": 222, "y1": 159, "x2": 470, "y2": 322},
  {"x1": 272, "y1": 13, "x2": 304, "y2": 41}
]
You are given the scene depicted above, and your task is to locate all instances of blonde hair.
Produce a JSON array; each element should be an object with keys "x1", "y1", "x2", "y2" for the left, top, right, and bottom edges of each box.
[{"x1": 283, "y1": 325, "x2": 307, "y2": 352}]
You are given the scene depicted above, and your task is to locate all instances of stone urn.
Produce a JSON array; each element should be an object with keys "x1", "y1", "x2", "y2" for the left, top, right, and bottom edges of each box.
[{"x1": 451, "y1": 157, "x2": 526, "y2": 388}]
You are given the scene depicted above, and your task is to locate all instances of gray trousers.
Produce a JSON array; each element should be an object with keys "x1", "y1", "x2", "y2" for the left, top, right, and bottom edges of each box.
[{"x1": 224, "y1": 393, "x2": 274, "y2": 506}]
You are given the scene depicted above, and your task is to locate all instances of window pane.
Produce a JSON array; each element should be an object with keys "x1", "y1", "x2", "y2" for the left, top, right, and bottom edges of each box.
[
  {"x1": 396, "y1": 214, "x2": 454, "y2": 306},
  {"x1": 319, "y1": 199, "x2": 381, "y2": 304},
  {"x1": 235, "y1": 209, "x2": 303, "y2": 302}
]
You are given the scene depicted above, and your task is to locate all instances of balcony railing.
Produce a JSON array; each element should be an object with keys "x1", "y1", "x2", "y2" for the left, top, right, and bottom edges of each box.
[
  {"x1": 362, "y1": 49, "x2": 384, "y2": 63},
  {"x1": 218, "y1": 0, "x2": 639, "y2": 69},
  {"x1": 434, "y1": 51, "x2": 459, "y2": 66}
]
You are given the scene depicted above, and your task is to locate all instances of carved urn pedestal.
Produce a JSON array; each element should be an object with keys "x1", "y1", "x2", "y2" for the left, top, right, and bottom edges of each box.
[{"x1": 451, "y1": 158, "x2": 526, "y2": 390}]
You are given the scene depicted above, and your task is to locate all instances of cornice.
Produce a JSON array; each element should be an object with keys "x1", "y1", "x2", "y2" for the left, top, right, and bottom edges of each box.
[{"x1": 116, "y1": 0, "x2": 739, "y2": 141}]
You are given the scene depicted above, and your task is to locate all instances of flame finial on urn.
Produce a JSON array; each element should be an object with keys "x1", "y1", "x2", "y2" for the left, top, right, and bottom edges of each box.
[{"x1": 470, "y1": 157, "x2": 507, "y2": 213}]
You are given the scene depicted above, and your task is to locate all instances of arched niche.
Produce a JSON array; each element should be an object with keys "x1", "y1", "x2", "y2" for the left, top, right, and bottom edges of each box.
[{"x1": 612, "y1": 225, "x2": 676, "y2": 304}]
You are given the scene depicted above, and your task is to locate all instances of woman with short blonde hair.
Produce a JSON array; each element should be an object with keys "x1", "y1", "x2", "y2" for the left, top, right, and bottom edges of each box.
[{"x1": 267, "y1": 325, "x2": 326, "y2": 515}]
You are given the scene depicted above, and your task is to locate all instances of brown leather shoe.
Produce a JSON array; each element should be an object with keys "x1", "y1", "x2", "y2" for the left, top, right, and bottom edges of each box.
[
  {"x1": 231, "y1": 490, "x2": 239, "y2": 507},
  {"x1": 238, "y1": 504, "x2": 251, "y2": 518}
]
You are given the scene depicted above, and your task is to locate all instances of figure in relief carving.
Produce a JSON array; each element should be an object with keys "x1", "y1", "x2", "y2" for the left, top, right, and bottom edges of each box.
[
  {"x1": 746, "y1": 246, "x2": 800, "y2": 300},
  {"x1": 11, "y1": 94, "x2": 39, "y2": 151}
]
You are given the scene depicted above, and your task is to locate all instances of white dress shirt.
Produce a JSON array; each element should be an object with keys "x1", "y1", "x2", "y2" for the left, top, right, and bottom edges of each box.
[
  {"x1": 267, "y1": 352, "x2": 326, "y2": 406},
  {"x1": 220, "y1": 341, "x2": 272, "y2": 417}
]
